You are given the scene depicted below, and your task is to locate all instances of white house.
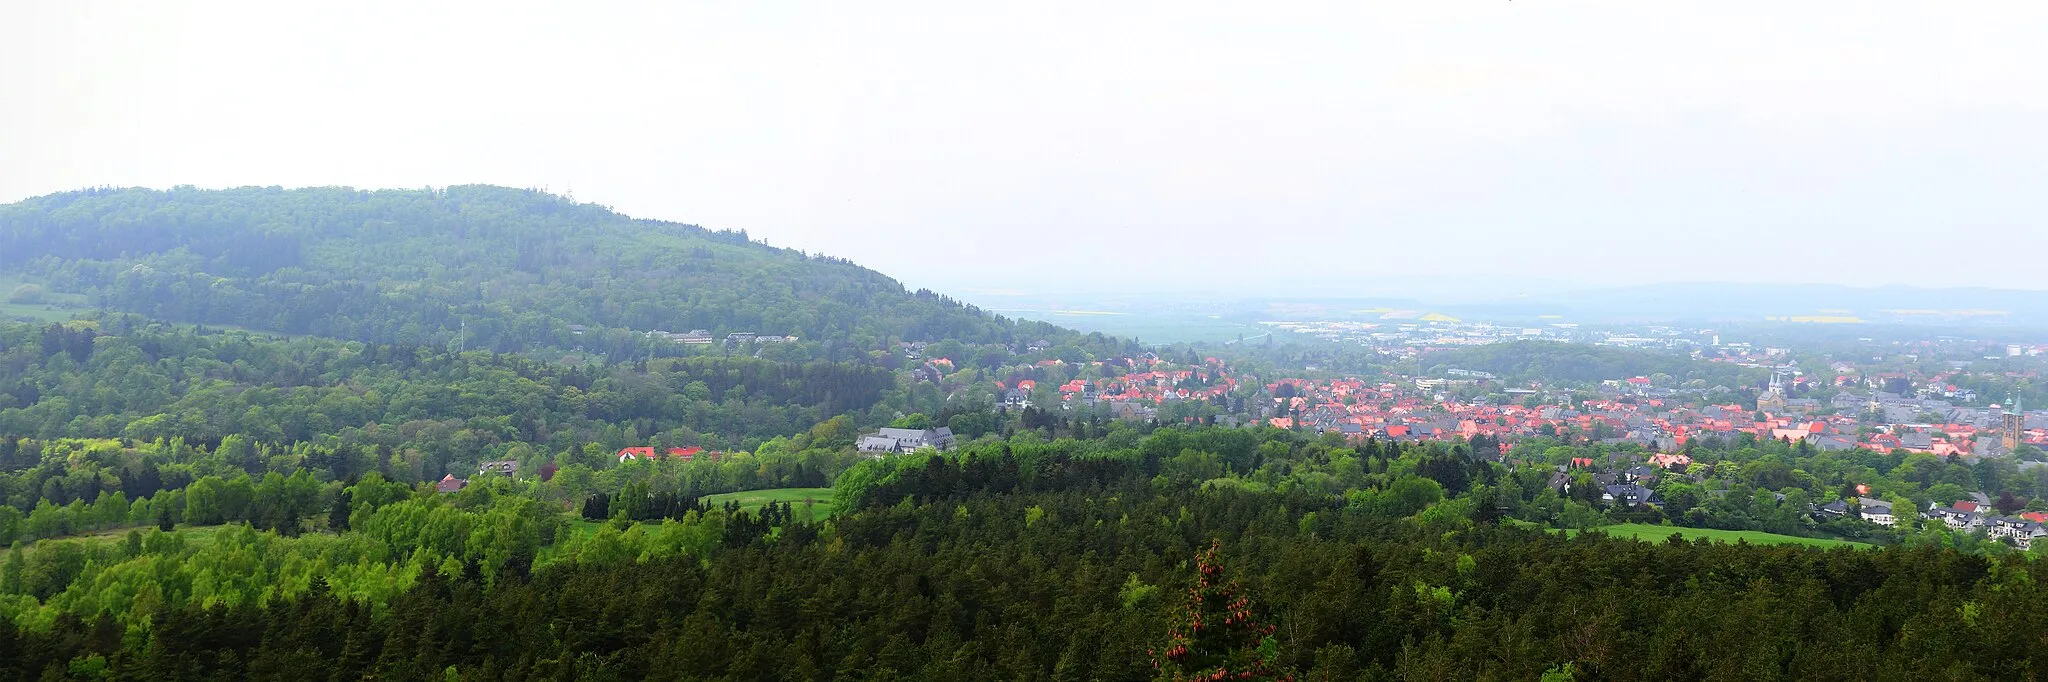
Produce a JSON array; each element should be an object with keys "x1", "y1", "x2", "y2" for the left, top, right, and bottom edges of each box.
[
  {"x1": 857, "y1": 427, "x2": 957, "y2": 455},
  {"x1": 1856, "y1": 497, "x2": 1895, "y2": 527}
]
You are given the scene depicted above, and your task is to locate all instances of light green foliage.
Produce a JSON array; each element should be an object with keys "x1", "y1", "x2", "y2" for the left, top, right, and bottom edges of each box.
[
  {"x1": 1348, "y1": 475, "x2": 1444, "y2": 518},
  {"x1": 7, "y1": 283, "x2": 42, "y2": 304},
  {"x1": 888, "y1": 413, "x2": 933, "y2": 430},
  {"x1": 1161, "y1": 449, "x2": 1225, "y2": 486},
  {"x1": 1119, "y1": 573, "x2": 1159, "y2": 610}
]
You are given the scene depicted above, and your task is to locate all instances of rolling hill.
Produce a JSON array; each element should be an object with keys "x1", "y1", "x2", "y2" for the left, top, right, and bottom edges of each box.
[{"x1": 0, "y1": 185, "x2": 1111, "y2": 362}]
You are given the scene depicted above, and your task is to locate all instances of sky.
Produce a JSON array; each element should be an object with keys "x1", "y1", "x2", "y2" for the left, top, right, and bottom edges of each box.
[{"x1": 3, "y1": 2, "x2": 2046, "y2": 298}]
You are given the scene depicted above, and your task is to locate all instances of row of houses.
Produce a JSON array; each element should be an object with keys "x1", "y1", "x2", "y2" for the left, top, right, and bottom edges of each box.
[
  {"x1": 1924, "y1": 499, "x2": 2048, "y2": 549},
  {"x1": 645, "y1": 329, "x2": 798, "y2": 345}
]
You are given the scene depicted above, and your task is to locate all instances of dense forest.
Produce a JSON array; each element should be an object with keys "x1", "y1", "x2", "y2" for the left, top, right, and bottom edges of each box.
[
  {"x1": 0, "y1": 186, "x2": 1116, "y2": 362},
  {"x1": 5, "y1": 427, "x2": 2048, "y2": 679},
  {"x1": 0, "y1": 318, "x2": 898, "y2": 473}
]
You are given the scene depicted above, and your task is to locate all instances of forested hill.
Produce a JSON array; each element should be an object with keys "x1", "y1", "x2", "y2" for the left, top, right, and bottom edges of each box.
[
  {"x1": 0, "y1": 185, "x2": 1091, "y2": 360},
  {"x1": 1420, "y1": 340, "x2": 1764, "y2": 387}
]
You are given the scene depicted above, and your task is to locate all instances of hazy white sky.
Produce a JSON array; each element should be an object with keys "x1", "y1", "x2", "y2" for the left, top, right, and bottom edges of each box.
[{"x1": 4, "y1": 2, "x2": 2046, "y2": 295}]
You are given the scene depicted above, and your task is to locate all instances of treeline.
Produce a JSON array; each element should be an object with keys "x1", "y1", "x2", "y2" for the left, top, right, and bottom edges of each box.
[
  {"x1": 1421, "y1": 340, "x2": 1763, "y2": 387},
  {"x1": 0, "y1": 185, "x2": 1109, "y2": 361},
  {"x1": 0, "y1": 318, "x2": 896, "y2": 476},
  {"x1": 0, "y1": 469, "x2": 325, "y2": 548},
  {"x1": 0, "y1": 429, "x2": 873, "y2": 547},
  {"x1": 9, "y1": 426, "x2": 2048, "y2": 678}
]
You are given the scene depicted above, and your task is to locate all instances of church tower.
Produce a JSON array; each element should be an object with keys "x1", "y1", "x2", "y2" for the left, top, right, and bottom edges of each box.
[{"x1": 2004, "y1": 397, "x2": 2025, "y2": 453}]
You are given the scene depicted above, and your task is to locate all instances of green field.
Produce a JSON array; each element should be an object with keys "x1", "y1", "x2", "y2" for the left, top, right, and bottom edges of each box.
[
  {"x1": 0, "y1": 273, "x2": 90, "y2": 322},
  {"x1": 704, "y1": 487, "x2": 837, "y2": 522},
  {"x1": 1563, "y1": 523, "x2": 1868, "y2": 549},
  {"x1": 20, "y1": 524, "x2": 239, "y2": 558},
  {"x1": 561, "y1": 487, "x2": 838, "y2": 536}
]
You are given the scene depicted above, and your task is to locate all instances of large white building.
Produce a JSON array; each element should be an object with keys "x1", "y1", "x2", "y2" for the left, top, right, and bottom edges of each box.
[{"x1": 857, "y1": 427, "x2": 957, "y2": 455}]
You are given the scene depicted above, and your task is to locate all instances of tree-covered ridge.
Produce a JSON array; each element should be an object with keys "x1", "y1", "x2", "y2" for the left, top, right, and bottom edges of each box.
[
  {"x1": 1420, "y1": 340, "x2": 1761, "y2": 386},
  {"x1": 0, "y1": 185, "x2": 1083, "y2": 359}
]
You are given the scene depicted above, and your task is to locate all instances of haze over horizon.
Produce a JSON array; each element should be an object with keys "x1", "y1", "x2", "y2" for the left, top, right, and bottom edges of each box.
[{"x1": 5, "y1": 2, "x2": 2045, "y2": 296}]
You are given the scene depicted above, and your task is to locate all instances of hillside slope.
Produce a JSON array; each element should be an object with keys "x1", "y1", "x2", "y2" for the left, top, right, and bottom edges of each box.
[{"x1": 0, "y1": 185, "x2": 1092, "y2": 361}]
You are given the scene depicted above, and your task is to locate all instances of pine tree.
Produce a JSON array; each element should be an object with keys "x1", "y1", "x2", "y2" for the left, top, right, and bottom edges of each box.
[
  {"x1": 1152, "y1": 541, "x2": 1292, "y2": 681},
  {"x1": 329, "y1": 490, "x2": 353, "y2": 532}
]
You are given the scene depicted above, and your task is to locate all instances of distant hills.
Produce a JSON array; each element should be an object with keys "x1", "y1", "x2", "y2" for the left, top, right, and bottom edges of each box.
[
  {"x1": 968, "y1": 282, "x2": 2048, "y2": 340},
  {"x1": 0, "y1": 186, "x2": 1107, "y2": 360},
  {"x1": 1510, "y1": 282, "x2": 2048, "y2": 327},
  {"x1": 1247, "y1": 282, "x2": 2048, "y2": 327}
]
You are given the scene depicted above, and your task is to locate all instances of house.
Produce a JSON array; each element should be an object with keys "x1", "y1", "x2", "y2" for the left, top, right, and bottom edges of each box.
[
  {"x1": 435, "y1": 474, "x2": 467, "y2": 493},
  {"x1": 857, "y1": 427, "x2": 957, "y2": 454},
  {"x1": 478, "y1": 459, "x2": 519, "y2": 476},
  {"x1": 1924, "y1": 503, "x2": 1981, "y2": 532},
  {"x1": 1985, "y1": 517, "x2": 2048, "y2": 549},
  {"x1": 1813, "y1": 436, "x2": 1858, "y2": 452},
  {"x1": 1770, "y1": 427, "x2": 1816, "y2": 443},
  {"x1": 1857, "y1": 497, "x2": 1895, "y2": 527},
  {"x1": 1003, "y1": 387, "x2": 1033, "y2": 410},
  {"x1": 1623, "y1": 465, "x2": 1659, "y2": 484},
  {"x1": 1831, "y1": 393, "x2": 1869, "y2": 411},
  {"x1": 1546, "y1": 469, "x2": 1572, "y2": 493},
  {"x1": 1111, "y1": 402, "x2": 1158, "y2": 422},
  {"x1": 1602, "y1": 484, "x2": 1661, "y2": 507},
  {"x1": 616, "y1": 446, "x2": 713, "y2": 463},
  {"x1": 1817, "y1": 500, "x2": 1850, "y2": 519},
  {"x1": 1647, "y1": 453, "x2": 1692, "y2": 470}
]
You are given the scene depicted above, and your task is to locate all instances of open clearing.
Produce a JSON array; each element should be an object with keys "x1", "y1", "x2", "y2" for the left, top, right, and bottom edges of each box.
[
  {"x1": 19, "y1": 524, "x2": 240, "y2": 558},
  {"x1": 0, "y1": 273, "x2": 89, "y2": 322},
  {"x1": 704, "y1": 487, "x2": 836, "y2": 522},
  {"x1": 1562, "y1": 523, "x2": 1869, "y2": 549}
]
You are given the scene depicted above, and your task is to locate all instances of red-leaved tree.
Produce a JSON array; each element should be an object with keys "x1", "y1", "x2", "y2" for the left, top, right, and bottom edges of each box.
[{"x1": 1151, "y1": 540, "x2": 1292, "y2": 681}]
